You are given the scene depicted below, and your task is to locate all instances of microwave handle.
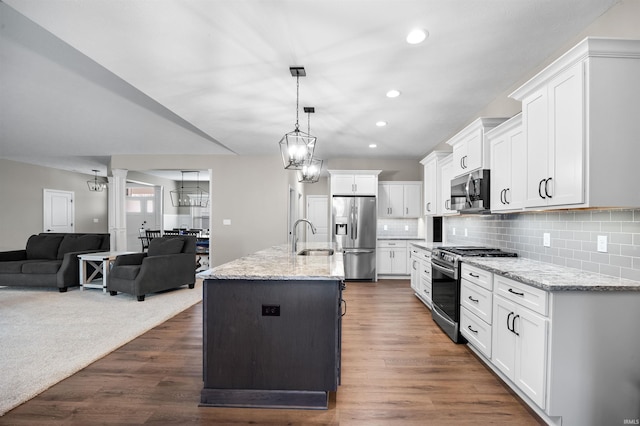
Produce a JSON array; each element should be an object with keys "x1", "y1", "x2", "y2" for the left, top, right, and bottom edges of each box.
[{"x1": 465, "y1": 173, "x2": 473, "y2": 208}]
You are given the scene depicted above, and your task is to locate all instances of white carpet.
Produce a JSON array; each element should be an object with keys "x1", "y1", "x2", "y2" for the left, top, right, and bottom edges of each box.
[{"x1": 0, "y1": 281, "x2": 203, "y2": 416}]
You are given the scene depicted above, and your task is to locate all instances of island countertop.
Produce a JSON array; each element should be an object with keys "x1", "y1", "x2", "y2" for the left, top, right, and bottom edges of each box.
[{"x1": 198, "y1": 243, "x2": 344, "y2": 281}]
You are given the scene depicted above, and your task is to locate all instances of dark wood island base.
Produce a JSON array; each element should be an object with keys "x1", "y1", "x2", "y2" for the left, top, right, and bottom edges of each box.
[{"x1": 199, "y1": 248, "x2": 345, "y2": 410}]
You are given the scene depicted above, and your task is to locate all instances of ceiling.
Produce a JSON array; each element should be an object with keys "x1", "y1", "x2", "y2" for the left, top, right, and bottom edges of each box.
[{"x1": 0, "y1": 0, "x2": 620, "y2": 177}]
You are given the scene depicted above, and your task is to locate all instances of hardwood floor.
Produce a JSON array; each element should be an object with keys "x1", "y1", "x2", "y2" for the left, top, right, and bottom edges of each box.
[{"x1": 0, "y1": 280, "x2": 544, "y2": 425}]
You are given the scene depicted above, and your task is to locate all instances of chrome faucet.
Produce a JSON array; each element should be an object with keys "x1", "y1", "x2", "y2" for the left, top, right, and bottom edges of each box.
[{"x1": 292, "y1": 219, "x2": 317, "y2": 253}]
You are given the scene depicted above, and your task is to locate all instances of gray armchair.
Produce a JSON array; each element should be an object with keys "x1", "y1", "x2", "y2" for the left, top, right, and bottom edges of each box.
[{"x1": 108, "y1": 235, "x2": 196, "y2": 301}]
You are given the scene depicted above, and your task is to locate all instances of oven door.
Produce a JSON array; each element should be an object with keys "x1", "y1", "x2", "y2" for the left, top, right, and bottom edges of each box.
[{"x1": 431, "y1": 259, "x2": 459, "y2": 322}]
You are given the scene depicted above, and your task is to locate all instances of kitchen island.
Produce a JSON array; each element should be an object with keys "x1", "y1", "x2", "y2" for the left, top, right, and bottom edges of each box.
[{"x1": 198, "y1": 243, "x2": 344, "y2": 410}]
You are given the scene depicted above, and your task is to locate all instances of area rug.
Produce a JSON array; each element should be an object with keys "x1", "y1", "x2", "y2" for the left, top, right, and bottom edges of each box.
[{"x1": 0, "y1": 281, "x2": 203, "y2": 416}]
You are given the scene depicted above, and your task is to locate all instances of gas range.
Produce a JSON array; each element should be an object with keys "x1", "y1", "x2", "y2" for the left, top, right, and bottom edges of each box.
[
  {"x1": 430, "y1": 246, "x2": 517, "y2": 344},
  {"x1": 432, "y1": 246, "x2": 517, "y2": 270}
]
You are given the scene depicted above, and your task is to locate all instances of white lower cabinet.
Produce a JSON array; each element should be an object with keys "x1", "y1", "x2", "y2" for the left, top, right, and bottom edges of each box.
[
  {"x1": 409, "y1": 246, "x2": 431, "y2": 308},
  {"x1": 492, "y1": 293, "x2": 548, "y2": 409},
  {"x1": 377, "y1": 240, "x2": 408, "y2": 275}
]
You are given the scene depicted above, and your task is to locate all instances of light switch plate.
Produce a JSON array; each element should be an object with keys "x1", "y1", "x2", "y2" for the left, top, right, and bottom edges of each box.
[
  {"x1": 597, "y1": 235, "x2": 608, "y2": 253},
  {"x1": 223, "y1": 219, "x2": 231, "y2": 226},
  {"x1": 383, "y1": 225, "x2": 388, "y2": 231},
  {"x1": 543, "y1": 233, "x2": 551, "y2": 247},
  {"x1": 452, "y1": 227, "x2": 456, "y2": 236},
  {"x1": 464, "y1": 228, "x2": 468, "y2": 237},
  {"x1": 404, "y1": 225, "x2": 409, "y2": 231}
]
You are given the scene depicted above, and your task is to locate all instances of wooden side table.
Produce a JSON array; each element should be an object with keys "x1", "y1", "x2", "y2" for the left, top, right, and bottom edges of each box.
[{"x1": 78, "y1": 251, "x2": 136, "y2": 292}]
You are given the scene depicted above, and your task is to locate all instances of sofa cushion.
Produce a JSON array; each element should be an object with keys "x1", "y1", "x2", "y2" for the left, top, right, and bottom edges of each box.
[
  {"x1": 148, "y1": 238, "x2": 184, "y2": 256},
  {"x1": 0, "y1": 260, "x2": 35, "y2": 274},
  {"x1": 57, "y1": 234, "x2": 104, "y2": 259},
  {"x1": 110, "y1": 265, "x2": 141, "y2": 280},
  {"x1": 26, "y1": 234, "x2": 64, "y2": 260},
  {"x1": 21, "y1": 260, "x2": 63, "y2": 274}
]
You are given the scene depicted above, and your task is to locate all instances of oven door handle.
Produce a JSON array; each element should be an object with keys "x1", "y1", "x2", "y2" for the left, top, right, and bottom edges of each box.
[{"x1": 431, "y1": 261, "x2": 455, "y2": 276}]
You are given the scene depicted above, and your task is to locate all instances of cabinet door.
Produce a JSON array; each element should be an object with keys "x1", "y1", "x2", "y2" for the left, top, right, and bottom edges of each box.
[
  {"x1": 388, "y1": 185, "x2": 404, "y2": 217},
  {"x1": 332, "y1": 175, "x2": 355, "y2": 195},
  {"x1": 490, "y1": 133, "x2": 510, "y2": 211},
  {"x1": 492, "y1": 296, "x2": 517, "y2": 379},
  {"x1": 514, "y1": 307, "x2": 548, "y2": 409},
  {"x1": 403, "y1": 184, "x2": 421, "y2": 217},
  {"x1": 548, "y1": 62, "x2": 584, "y2": 206},
  {"x1": 464, "y1": 129, "x2": 483, "y2": 172},
  {"x1": 392, "y1": 248, "x2": 407, "y2": 274},
  {"x1": 377, "y1": 248, "x2": 393, "y2": 274},
  {"x1": 523, "y1": 88, "x2": 550, "y2": 208},
  {"x1": 423, "y1": 161, "x2": 437, "y2": 215},
  {"x1": 378, "y1": 184, "x2": 391, "y2": 217},
  {"x1": 354, "y1": 175, "x2": 377, "y2": 195},
  {"x1": 508, "y1": 126, "x2": 526, "y2": 210},
  {"x1": 440, "y1": 158, "x2": 454, "y2": 215},
  {"x1": 452, "y1": 141, "x2": 468, "y2": 178},
  {"x1": 410, "y1": 252, "x2": 420, "y2": 292}
]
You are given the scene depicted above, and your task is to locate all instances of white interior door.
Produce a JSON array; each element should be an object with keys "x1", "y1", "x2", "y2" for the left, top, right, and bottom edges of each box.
[
  {"x1": 43, "y1": 189, "x2": 74, "y2": 233},
  {"x1": 306, "y1": 195, "x2": 329, "y2": 243}
]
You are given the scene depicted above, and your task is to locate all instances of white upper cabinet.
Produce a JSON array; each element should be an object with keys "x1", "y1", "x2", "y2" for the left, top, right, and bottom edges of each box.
[
  {"x1": 379, "y1": 182, "x2": 422, "y2": 218},
  {"x1": 447, "y1": 117, "x2": 508, "y2": 178},
  {"x1": 420, "y1": 152, "x2": 450, "y2": 216},
  {"x1": 438, "y1": 155, "x2": 456, "y2": 215},
  {"x1": 328, "y1": 170, "x2": 381, "y2": 196},
  {"x1": 510, "y1": 37, "x2": 640, "y2": 210},
  {"x1": 488, "y1": 114, "x2": 526, "y2": 212}
]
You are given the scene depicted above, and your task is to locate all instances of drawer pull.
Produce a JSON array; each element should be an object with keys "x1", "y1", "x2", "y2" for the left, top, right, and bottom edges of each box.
[
  {"x1": 469, "y1": 272, "x2": 480, "y2": 278},
  {"x1": 468, "y1": 295, "x2": 479, "y2": 303},
  {"x1": 508, "y1": 288, "x2": 525, "y2": 296},
  {"x1": 467, "y1": 325, "x2": 478, "y2": 334}
]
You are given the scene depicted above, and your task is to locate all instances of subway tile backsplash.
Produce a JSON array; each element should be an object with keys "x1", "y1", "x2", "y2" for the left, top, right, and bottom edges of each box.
[
  {"x1": 445, "y1": 209, "x2": 640, "y2": 281},
  {"x1": 377, "y1": 218, "x2": 420, "y2": 238}
]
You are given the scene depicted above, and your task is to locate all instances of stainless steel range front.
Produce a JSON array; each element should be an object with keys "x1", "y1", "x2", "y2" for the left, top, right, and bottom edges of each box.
[{"x1": 431, "y1": 247, "x2": 517, "y2": 343}]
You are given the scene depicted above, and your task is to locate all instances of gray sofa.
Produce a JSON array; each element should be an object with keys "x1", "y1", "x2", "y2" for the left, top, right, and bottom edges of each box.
[
  {"x1": 0, "y1": 233, "x2": 110, "y2": 292},
  {"x1": 108, "y1": 235, "x2": 196, "y2": 301}
]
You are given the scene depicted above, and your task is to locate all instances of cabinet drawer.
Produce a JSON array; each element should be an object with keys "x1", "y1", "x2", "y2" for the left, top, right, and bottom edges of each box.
[
  {"x1": 461, "y1": 263, "x2": 493, "y2": 290},
  {"x1": 378, "y1": 240, "x2": 407, "y2": 248},
  {"x1": 495, "y1": 275, "x2": 548, "y2": 316},
  {"x1": 461, "y1": 279, "x2": 492, "y2": 324},
  {"x1": 420, "y1": 262, "x2": 431, "y2": 280},
  {"x1": 419, "y1": 250, "x2": 431, "y2": 262},
  {"x1": 461, "y1": 306, "x2": 492, "y2": 358}
]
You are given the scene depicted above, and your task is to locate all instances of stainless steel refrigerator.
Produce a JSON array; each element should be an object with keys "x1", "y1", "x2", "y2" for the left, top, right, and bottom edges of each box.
[{"x1": 332, "y1": 195, "x2": 377, "y2": 280}]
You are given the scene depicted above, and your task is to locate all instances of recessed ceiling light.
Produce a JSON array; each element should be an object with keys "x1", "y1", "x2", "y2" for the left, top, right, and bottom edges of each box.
[
  {"x1": 376, "y1": 121, "x2": 387, "y2": 127},
  {"x1": 406, "y1": 28, "x2": 428, "y2": 44},
  {"x1": 386, "y1": 89, "x2": 401, "y2": 98},
  {"x1": 369, "y1": 144, "x2": 377, "y2": 148}
]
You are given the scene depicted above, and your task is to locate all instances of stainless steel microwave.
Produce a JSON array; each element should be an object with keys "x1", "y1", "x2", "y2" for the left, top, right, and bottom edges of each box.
[{"x1": 450, "y1": 169, "x2": 491, "y2": 213}]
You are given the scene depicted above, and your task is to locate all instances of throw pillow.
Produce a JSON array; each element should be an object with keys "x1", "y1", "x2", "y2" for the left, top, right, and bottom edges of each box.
[
  {"x1": 147, "y1": 238, "x2": 185, "y2": 256},
  {"x1": 25, "y1": 234, "x2": 65, "y2": 260},
  {"x1": 57, "y1": 234, "x2": 104, "y2": 259}
]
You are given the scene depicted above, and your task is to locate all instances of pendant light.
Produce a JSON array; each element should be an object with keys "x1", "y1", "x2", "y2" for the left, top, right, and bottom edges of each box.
[
  {"x1": 298, "y1": 107, "x2": 322, "y2": 183},
  {"x1": 87, "y1": 169, "x2": 107, "y2": 192},
  {"x1": 279, "y1": 66, "x2": 317, "y2": 170},
  {"x1": 170, "y1": 171, "x2": 209, "y2": 208}
]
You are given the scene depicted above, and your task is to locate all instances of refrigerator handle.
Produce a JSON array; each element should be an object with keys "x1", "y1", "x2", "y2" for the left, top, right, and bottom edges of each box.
[{"x1": 353, "y1": 203, "x2": 358, "y2": 240}]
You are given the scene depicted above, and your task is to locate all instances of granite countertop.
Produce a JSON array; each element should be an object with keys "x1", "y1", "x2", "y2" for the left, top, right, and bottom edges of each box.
[
  {"x1": 463, "y1": 257, "x2": 640, "y2": 292},
  {"x1": 197, "y1": 243, "x2": 344, "y2": 281}
]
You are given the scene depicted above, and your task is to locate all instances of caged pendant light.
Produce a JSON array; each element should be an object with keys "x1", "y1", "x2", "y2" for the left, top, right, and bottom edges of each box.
[
  {"x1": 279, "y1": 66, "x2": 317, "y2": 170},
  {"x1": 170, "y1": 171, "x2": 209, "y2": 208},
  {"x1": 298, "y1": 107, "x2": 322, "y2": 183},
  {"x1": 87, "y1": 169, "x2": 107, "y2": 192}
]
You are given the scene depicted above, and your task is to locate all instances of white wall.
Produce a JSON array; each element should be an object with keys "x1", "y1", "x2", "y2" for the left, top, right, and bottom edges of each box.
[{"x1": 0, "y1": 158, "x2": 108, "y2": 251}]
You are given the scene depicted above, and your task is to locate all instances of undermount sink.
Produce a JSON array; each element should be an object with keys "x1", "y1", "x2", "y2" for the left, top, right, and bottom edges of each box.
[{"x1": 297, "y1": 248, "x2": 335, "y2": 256}]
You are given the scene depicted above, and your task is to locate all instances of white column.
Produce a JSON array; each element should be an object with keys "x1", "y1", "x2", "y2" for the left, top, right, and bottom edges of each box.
[{"x1": 108, "y1": 168, "x2": 128, "y2": 251}]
